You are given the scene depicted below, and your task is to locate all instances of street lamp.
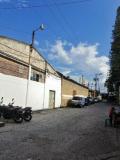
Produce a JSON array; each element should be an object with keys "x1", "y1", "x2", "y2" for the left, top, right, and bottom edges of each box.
[
  {"x1": 25, "y1": 24, "x2": 45, "y2": 107},
  {"x1": 31, "y1": 24, "x2": 45, "y2": 48}
]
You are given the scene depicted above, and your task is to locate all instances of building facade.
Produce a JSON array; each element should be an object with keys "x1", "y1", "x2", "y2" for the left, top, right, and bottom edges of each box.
[
  {"x1": 58, "y1": 73, "x2": 89, "y2": 107},
  {"x1": 0, "y1": 36, "x2": 61, "y2": 110}
]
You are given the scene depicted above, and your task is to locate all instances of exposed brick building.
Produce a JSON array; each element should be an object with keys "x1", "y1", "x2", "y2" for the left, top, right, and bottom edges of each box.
[{"x1": 58, "y1": 72, "x2": 89, "y2": 107}]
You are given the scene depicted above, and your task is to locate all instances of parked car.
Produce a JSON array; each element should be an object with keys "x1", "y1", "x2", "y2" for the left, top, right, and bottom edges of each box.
[
  {"x1": 97, "y1": 95, "x2": 102, "y2": 102},
  {"x1": 70, "y1": 95, "x2": 86, "y2": 108},
  {"x1": 93, "y1": 98, "x2": 99, "y2": 103},
  {"x1": 87, "y1": 97, "x2": 94, "y2": 105},
  {"x1": 85, "y1": 97, "x2": 90, "y2": 106}
]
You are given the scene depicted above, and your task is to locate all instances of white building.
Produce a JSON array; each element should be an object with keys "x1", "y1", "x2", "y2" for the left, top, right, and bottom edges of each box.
[{"x1": 0, "y1": 36, "x2": 61, "y2": 110}]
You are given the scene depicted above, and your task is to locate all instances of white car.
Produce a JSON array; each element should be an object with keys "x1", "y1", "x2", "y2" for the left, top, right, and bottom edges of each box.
[{"x1": 70, "y1": 95, "x2": 86, "y2": 107}]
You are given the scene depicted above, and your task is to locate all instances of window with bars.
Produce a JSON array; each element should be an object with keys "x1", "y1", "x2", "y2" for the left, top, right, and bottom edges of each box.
[{"x1": 30, "y1": 69, "x2": 44, "y2": 82}]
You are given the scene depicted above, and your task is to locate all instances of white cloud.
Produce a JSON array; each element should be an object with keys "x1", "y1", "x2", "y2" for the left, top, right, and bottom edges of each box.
[
  {"x1": 70, "y1": 43, "x2": 109, "y2": 82},
  {"x1": 17, "y1": 0, "x2": 29, "y2": 7},
  {"x1": 49, "y1": 40, "x2": 72, "y2": 64},
  {"x1": 48, "y1": 40, "x2": 110, "y2": 91},
  {"x1": 0, "y1": 0, "x2": 10, "y2": 2}
]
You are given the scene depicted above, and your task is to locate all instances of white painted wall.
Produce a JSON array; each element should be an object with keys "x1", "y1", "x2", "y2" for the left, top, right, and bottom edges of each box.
[
  {"x1": 0, "y1": 73, "x2": 27, "y2": 107},
  {"x1": 27, "y1": 80, "x2": 44, "y2": 110},
  {"x1": 0, "y1": 73, "x2": 61, "y2": 110},
  {"x1": 43, "y1": 73, "x2": 61, "y2": 109}
]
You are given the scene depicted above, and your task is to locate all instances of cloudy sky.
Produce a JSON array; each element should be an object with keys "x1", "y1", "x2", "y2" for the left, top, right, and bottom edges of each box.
[{"x1": 0, "y1": 0, "x2": 120, "y2": 92}]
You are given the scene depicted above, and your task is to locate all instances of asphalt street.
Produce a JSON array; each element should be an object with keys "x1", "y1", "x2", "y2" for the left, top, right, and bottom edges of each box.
[{"x1": 0, "y1": 102, "x2": 120, "y2": 160}]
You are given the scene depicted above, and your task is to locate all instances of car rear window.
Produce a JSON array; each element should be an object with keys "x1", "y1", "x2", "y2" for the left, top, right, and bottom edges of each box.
[{"x1": 73, "y1": 97, "x2": 82, "y2": 100}]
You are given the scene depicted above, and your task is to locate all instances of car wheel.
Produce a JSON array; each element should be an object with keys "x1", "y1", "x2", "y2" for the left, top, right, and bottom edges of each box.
[{"x1": 76, "y1": 104, "x2": 81, "y2": 108}]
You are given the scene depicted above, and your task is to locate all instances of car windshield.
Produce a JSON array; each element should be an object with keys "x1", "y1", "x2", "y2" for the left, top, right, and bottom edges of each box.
[{"x1": 73, "y1": 97, "x2": 81, "y2": 100}]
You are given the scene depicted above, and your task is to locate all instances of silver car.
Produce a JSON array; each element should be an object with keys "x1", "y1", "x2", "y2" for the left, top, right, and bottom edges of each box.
[{"x1": 70, "y1": 96, "x2": 86, "y2": 107}]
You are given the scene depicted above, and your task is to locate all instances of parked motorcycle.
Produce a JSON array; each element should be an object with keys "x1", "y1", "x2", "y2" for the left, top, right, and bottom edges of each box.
[
  {"x1": 8, "y1": 98, "x2": 32, "y2": 121},
  {"x1": 8, "y1": 98, "x2": 15, "y2": 107},
  {"x1": 2, "y1": 107, "x2": 23, "y2": 123},
  {"x1": 0, "y1": 97, "x2": 23, "y2": 123},
  {"x1": 22, "y1": 107, "x2": 32, "y2": 121}
]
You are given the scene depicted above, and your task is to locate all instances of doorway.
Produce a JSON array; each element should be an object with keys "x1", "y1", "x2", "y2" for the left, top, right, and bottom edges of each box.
[{"x1": 49, "y1": 90, "x2": 55, "y2": 109}]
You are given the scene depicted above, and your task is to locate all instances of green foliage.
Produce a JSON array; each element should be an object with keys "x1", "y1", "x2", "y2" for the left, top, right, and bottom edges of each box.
[{"x1": 107, "y1": 7, "x2": 120, "y2": 92}]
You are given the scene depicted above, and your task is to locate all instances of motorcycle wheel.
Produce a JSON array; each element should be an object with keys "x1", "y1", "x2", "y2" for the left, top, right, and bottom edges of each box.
[
  {"x1": 14, "y1": 116, "x2": 23, "y2": 123},
  {"x1": 23, "y1": 114, "x2": 32, "y2": 122},
  {"x1": 3, "y1": 113, "x2": 10, "y2": 119}
]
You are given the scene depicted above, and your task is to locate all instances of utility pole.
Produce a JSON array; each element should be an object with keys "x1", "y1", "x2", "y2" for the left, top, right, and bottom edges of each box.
[
  {"x1": 93, "y1": 75, "x2": 97, "y2": 97},
  {"x1": 82, "y1": 75, "x2": 84, "y2": 85},
  {"x1": 25, "y1": 24, "x2": 45, "y2": 107},
  {"x1": 93, "y1": 73, "x2": 102, "y2": 97}
]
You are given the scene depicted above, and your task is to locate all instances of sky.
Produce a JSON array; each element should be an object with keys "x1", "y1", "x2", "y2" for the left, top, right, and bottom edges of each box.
[{"x1": 0, "y1": 0, "x2": 120, "y2": 92}]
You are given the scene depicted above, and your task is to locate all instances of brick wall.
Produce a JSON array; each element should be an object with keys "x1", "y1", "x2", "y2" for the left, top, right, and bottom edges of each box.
[
  {"x1": 0, "y1": 36, "x2": 60, "y2": 77},
  {"x1": 61, "y1": 78, "x2": 88, "y2": 107},
  {"x1": 0, "y1": 56, "x2": 28, "y2": 79}
]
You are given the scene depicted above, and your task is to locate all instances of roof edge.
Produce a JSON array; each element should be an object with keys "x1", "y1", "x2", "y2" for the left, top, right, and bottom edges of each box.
[
  {"x1": 0, "y1": 35, "x2": 59, "y2": 77},
  {"x1": 57, "y1": 71, "x2": 88, "y2": 89}
]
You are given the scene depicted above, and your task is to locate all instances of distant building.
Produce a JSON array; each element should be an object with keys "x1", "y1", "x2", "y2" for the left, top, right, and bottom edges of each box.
[
  {"x1": 0, "y1": 36, "x2": 61, "y2": 110},
  {"x1": 57, "y1": 72, "x2": 89, "y2": 107}
]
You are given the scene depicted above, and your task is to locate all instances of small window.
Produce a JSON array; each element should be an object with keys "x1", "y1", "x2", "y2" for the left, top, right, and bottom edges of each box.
[
  {"x1": 31, "y1": 72, "x2": 39, "y2": 82},
  {"x1": 31, "y1": 70, "x2": 43, "y2": 82},
  {"x1": 36, "y1": 74, "x2": 40, "y2": 82}
]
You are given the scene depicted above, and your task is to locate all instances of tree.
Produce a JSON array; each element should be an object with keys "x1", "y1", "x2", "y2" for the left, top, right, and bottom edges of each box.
[{"x1": 107, "y1": 7, "x2": 120, "y2": 96}]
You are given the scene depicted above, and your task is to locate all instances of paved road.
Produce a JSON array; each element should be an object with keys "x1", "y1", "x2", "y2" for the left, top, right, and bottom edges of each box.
[{"x1": 0, "y1": 102, "x2": 120, "y2": 160}]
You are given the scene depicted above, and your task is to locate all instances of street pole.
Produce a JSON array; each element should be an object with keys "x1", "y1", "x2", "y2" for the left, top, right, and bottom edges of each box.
[
  {"x1": 93, "y1": 73, "x2": 102, "y2": 98},
  {"x1": 25, "y1": 24, "x2": 45, "y2": 107},
  {"x1": 82, "y1": 75, "x2": 84, "y2": 85},
  {"x1": 25, "y1": 33, "x2": 34, "y2": 107}
]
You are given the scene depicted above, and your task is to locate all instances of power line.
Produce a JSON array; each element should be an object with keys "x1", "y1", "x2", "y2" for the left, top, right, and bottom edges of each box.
[
  {"x1": 0, "y1": 0, "x2": 94, "y2": 10},
  {"x1": 0, "y1": 23, "x2": 61, "y2": 46},
  {"x1": 51, "y1": 0, "x2": 74, "y2": 41},
  {"x1": 51, "y1": 0, "x2": 80, "y2": 44},
  {"x1": 32, "y1": 1, "x2": 65, "y2": 39},
  {"x1": 43, "y1": 0, "x2": 73, "y2": 41}
]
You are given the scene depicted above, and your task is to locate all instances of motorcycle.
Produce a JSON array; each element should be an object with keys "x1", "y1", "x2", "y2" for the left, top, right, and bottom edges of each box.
[
  {"x1": 8, "y1": 98, "x2": 32, "y2": 121},
  {"x1": 22, "y1": 107, "x2": 32, "y2": 121},
  {"x1": 0, "y1": 97, "x2": 23, "y2": 123}
]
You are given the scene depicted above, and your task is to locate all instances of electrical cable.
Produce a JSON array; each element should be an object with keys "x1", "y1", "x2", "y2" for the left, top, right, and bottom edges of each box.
[
  {"x1": 51, "y1": 0, "x2": 80, "y2": 44},
  {"x1": 0, "y1": 0, "x2": 94, "y2": 10},
  {"x1": 42, "y1": 0, "x2": 73, "y2": 41}
]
